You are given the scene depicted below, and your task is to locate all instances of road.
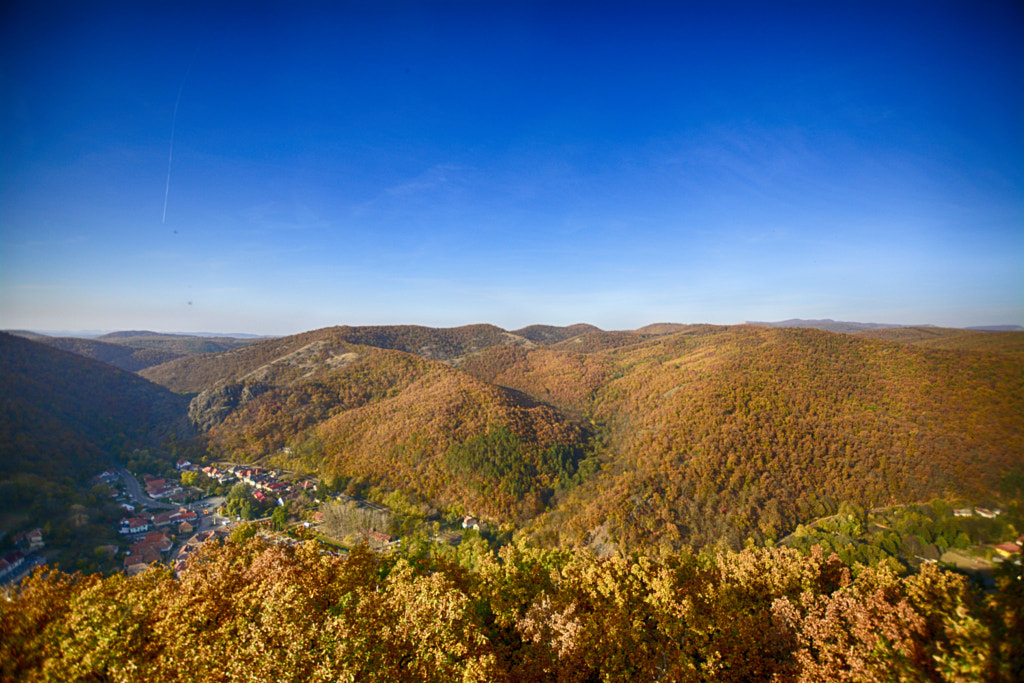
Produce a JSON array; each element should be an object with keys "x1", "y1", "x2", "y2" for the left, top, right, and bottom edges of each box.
[{"x1": 116, "y1": 468, "x2": 177, "y2": 510}]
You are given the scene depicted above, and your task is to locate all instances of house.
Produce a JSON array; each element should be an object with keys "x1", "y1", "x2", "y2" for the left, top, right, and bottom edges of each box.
[
  {"x1": 462, "y1": 516, "x2": 478, "y2": 530},
  {"x1": 120, "y1": 517, "x2": 151, "y2": 535},
  {"x1": 147, "y1": 479, "x2": 183, "y2": 499},
  {"x1": 24, "y1": 528, "x2": 44, "y2": 551},
  {"x1": 175, "y1": 459, "x2": 192, "y2": 470},
  {"x1": 175, "y1": 508, "x2": 199, "y2": 524},
  {"x1": 127, "y1": 530, "x2": 173, "y2": 560},
  {"x1": 152, "y1": 508, "x2": 199, "y2": 528},
  {"x1": 953, "y1": 508, "x2": 973, "y2": 517},
  {"x1": 975, "y1": 508, "x2": 1000, "y2": 519},
  {"x1": 363, "y1": 529, "x2": 399, "y2": 551},
  {"x1": 993, "y1": 542, "x2": 1021, "y2": 559},
  {"x1": 91, "y1": 470, "x2": 119, "y2": 486},
  {"x1": 12, "y1": 528, "x2": 44, "y2": 552},
  {"x1": 151, "y1": 511, "x2": 176, "y2": 528},
  {"x1": 1, "y1": 551, "x2": 26, "y2": 577}
]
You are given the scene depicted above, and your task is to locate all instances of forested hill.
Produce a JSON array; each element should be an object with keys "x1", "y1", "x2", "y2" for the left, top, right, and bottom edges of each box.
[
  {"x1": 511, "y1": 323, "x2": 602, "y2": 344},
  {"x1": 854, "y1": 326, "x2": 1024, "y2": 355},
  {"x1": 0, "y1": 333, "x2": 192, "y2": 480},
  {"x1": 14, "y1": 334, "x2": 183, "y2": 372},
  {"x1": 186, "y1": 338, "x2": 591, "y2": 521},
  {"x1": 148, "y1": 322, "x2": 1024, "y2": 552},
  {"x1": 95, "y1": 331, "x2": 256, "y2": 356},
  {"x1": 507, "y1": 325, "x2": 1024, "y2": 550},
  {"x1": 139, "y1": 324, "x2": 539, "y2": 394}
]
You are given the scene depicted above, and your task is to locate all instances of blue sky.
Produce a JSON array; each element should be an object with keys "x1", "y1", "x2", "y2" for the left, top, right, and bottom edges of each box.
[{"x1": 2, "y1": 1, "x2": 1022, "y2": 335}]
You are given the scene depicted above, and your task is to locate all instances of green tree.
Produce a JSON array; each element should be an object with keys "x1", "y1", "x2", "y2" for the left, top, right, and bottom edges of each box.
[
  {"x1": 229, "y1": 522, "x2": 257, "y2": 544},
  {"x1": 271, "y1": 504, "x2": 289, "y2": 531}
]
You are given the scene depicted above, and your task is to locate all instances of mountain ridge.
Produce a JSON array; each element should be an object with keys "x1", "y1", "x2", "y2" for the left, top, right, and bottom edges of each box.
[{"x1": 4, "y1": 322, "x2": 1022, "y2": 555}]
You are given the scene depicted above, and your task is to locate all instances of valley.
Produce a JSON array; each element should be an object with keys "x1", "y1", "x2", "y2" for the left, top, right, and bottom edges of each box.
[{"x1": 1, "y1": 321, "x2": 1022, "y2": 681}]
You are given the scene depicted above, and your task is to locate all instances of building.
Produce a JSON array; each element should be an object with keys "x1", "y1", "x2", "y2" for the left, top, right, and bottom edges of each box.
[{"x1": 120, "y1": 517, "x2": 151, "y2": 535}]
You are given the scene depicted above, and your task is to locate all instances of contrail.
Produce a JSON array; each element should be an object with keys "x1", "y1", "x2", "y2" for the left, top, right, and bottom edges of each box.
[
  {"x1": 162, "y1": 49, "x2": 198, "y2": 225},
  {"x1": 161, "y1": 82, "x2": 183, "y2": 224}
]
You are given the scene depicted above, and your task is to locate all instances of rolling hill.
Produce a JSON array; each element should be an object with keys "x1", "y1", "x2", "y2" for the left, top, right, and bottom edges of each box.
[
  {"x1": 130, "y1": 322, "x2": 1024, "y2": 552},
  {"x1": 95, "y1": 331, "x2": 258, "y2": 356},
  {"x1": 138, "y1": 324, "x2": 536, "y2": 394},
  {"x1": 7, "y1": 320, "x2": 1021, "y2": 554},
  {"x1": 513, "y1": 325, "x2": 1024, "y2": 551},
  {"x1": 3, "y1": 321, "x2": 1022, "y2": 682},
  {"x1": 176, "y1": 334, "x2": 592, "y2": 520},
  {"x1": 854, "y1": 326, "x2": 1024, "y2": 355}
]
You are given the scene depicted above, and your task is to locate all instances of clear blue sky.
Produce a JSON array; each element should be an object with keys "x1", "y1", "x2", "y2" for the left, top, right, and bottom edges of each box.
[{"x1": 2, "y1": 1, "x2": 1022, "y2": 335}]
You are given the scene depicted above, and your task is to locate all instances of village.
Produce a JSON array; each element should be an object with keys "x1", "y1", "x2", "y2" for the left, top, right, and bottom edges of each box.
[
  {"x1": 91, "y1": 459, "x2": 493, "y2": 577},
  {"x1": 99, "y1": 460, "x2": 320, "y2": 575}
]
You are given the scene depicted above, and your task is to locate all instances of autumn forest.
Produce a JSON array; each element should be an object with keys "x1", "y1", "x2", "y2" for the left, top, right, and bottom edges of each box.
[{"x1": 1, "y1": 322, "x2": 1022, "y2": 681}]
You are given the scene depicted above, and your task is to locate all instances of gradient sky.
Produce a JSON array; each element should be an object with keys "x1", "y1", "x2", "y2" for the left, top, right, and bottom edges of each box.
[{"x1": 2, "y1": 1, "x2": 1022, "y2": 335}]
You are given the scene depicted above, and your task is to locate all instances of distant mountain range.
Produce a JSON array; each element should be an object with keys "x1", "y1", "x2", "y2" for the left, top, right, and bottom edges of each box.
[
  {"x1": 747, "y1": 318, "x2": 1023, "y2": 333},
  {"x1": 4, "y1": 330, "x2": 260, "y2": 372}
]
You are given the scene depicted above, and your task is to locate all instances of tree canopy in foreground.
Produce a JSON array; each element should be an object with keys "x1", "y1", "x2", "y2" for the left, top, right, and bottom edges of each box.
[{"x1": 2, "y1": 538, "x2": 1021, "y2": 682}]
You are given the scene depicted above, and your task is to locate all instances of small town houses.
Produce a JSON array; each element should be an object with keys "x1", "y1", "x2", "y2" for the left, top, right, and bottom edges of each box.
[
  {"x1": 231, "y1": 465, "x2": 316, "y2": 500},
  {"x1": 109, "y1": 463, "x2": 319, "y2": 576},
  {"x1": 172, "y1": 461, "x2": 319, "y2": 503},
  {"x1": 119, "y1": 508, "x2": 198, "y2": 535},
  {"x1": 142, "y1": 474, "x2": 186, "y2": 501},
  {"x1": 0, "y1": 551, "x2": 27, "y2": 582},
  {"x1": 123, "y1": 530, "x2": 174, "y2": 576},
  {"x1": 1, "y1": 528, "x2": 44, "y2": 583},
  {"x1": 199, "y1": 465, "x2": 235, "y2": 485}
]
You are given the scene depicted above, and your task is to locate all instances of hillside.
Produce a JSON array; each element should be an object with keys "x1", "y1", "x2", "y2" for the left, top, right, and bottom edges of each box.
[
  {"x1": 140, "y1": 324, "x2": 536, "y2": 394},
  {"x1": 511, "y1": 323, "x2": 602, "y2": 344},
  {"x1": 190, "y1": 340, "x2": 590, "y2": 520},
  {"x1": 96, "y1": 331, "x2": 257, "y2": 356},
  {"x1": 855, "y1": 326, "x2": 1024, "y2": 355},
  {"x1": 3, "y1": 325, "x2": 1021, "y2": 680},
  {"x1": 747, "y1": 318, "x2": 906, "y2": 333},
  {"x1": 0, "y1": 333, "x2": 192, "y2": 480},
  {"x1": 164, "y1": 323, "x2": 1024, "y2": 553},
  {"x1": 516, "y1": 325, "x2": 1024, "y2": 551},
  {"x1": 29, "y1": 335, "x2": 182, "y2": 372}
]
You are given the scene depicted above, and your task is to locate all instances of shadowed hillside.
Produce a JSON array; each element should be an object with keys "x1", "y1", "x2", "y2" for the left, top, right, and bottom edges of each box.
[
  {"x1": 0, "y1": 333, "x2": 192, "y2": 480},
  {"x1": 30, "y1": 335, "x2": 182, "y2": 372}
]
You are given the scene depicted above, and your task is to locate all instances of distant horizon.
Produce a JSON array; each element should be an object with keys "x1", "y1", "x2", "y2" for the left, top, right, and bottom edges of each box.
[
  {"x1": 7, "y1": 317, "x2": 1023, "y2": 340},
  {"x1": 3, "y1": 1, "x2": 1021, "y2": 335}
]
